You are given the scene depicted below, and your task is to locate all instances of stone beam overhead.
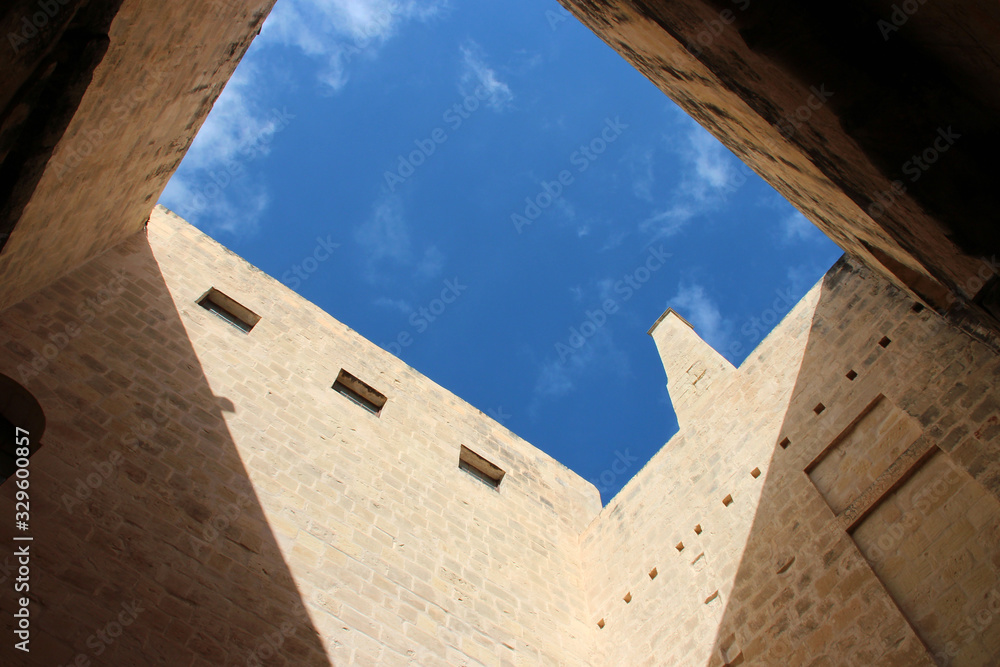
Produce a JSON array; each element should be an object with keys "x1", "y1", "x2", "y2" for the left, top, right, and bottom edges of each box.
[
  {"x1": 557, "y1": 0, "x2": 1000, "y2": 337},
  {"x1": 0, "y1": 0, "x2": 276, "y2": 313}
]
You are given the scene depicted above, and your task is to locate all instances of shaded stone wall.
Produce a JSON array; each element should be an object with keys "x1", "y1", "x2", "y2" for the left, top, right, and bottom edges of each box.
[
  {"x1": 557, "y1": 0, "x2": 1000, "y2": 341},
  {"x1": 582, "y1": 256, "x2": 1000, "y2": 665},
  {"x1": 0, "y1": 0, "x2": 274, "y2": 313},
  {"x1": 0, "y1": 206, "x2": 601, "y2": 665}
]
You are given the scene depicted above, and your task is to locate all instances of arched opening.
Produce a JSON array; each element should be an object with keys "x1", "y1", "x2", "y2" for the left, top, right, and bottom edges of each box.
[{"x1": 0, "y1": 374, "x2": 45, "y2": 485}]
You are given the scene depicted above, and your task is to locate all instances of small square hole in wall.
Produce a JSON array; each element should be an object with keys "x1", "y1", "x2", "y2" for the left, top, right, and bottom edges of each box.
[
  {"x1": 750, "y1": 467, "x2": 761, "y2": 479},
  {"x1": 846, "y1": 369, "x2": 858, "y2": 381},
  {"x1": 332, "y1": 369, "x2": 387, "y2": 416},
  {"x1": 623, "y1": 592, "x2": 632, "y2": 604},
  {"x1": 676, "y1": 542, "x2": 685, "y2": 552},
  {"x1": 458, "y1": 445, "x2": 505, "y2": 490},
  {"x1": 197, "y1": 287, "x2": 260, "y2": 333},
  {"x1": 694, "y1": 524, "x2": 702, "y2": 535},
  {"x1": 722, "y1": 494, "x2": 733, "y2": 507},
  {"x1": 879, "y1": 336, "x2": 892, "y2": 348},
  {"x1": 813, "y1": 403, "x2": 826, "y2": 415},
  {"x1": 649, "y1": 568, "x2": 658, "y2": 580},
  {"x1": 597, "y1": 619, "x2": 605, "y2": 629},
  {"x1": 779, "y1": 437, "x2": 790, "y2": 449},
  {"x1": 912, "y1": 302, "x2": 925, "y2": 313}
]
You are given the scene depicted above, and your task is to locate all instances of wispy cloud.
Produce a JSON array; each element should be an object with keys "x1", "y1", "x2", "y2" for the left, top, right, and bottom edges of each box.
[
  {"x1": 668, "y1": 283, "x2": 731, "y2": 353},
  {"x1": 354, "y1": 195, "x2": 446, "y2": 283},
  {"x1": 374, "y1": 296, "x2": 414, "y2": 314},
  {"x1": 416, "y1": 245, "x2": 445, "y2": 278},
  {"x1": 355, "y1": 196, "x2": 412, "y2": 264},
  {"x1": 779, "y1": 210, "x2": 823, "y2": 244},
  {"x1": 639, "y1": 114, "x2": 744, "y2": 243},
  {"x1": 161, "y1": 0, "x2": 442, "y2": 234},
  {"x1": 159, "y1": 62, "x2": 285, "y2": 235},
  {"x1": 459, "y1": 41, "x2": 514, "y2": 111},
  {"x1": 532, "y1": 328, "x2": 630, "y2": 404},
  {"x1": 263, "y1": 0, "x2": 446, "y2": 91},
  {"x1": 628, "y1": 147, "x2": 656, "y2": 202}
]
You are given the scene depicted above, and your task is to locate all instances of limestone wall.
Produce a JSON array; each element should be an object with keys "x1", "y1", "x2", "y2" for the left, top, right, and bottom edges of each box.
[
  {"x1": 0, "y1": 206, "x2": 601, "y2": 666},
  {"x1": 0, "y1": 0, "x2": 274, "y2": 313},
  {"x1": 0, "y1": 206, "x2": 998, "y2": 666},
  {"x1": 582, "y1": 256, "x2": 1000, "y2": 666}
]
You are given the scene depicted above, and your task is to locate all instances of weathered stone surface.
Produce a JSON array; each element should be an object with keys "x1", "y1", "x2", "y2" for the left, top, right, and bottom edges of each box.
[
  {"x1": 1, "y1": 207, "x2": 998, "y2": 665},
  {"x1": 557, "y1": 0, "x2": 1000, "y2": 338},
  {"x1": 0, "y1": 0, "x2": 274, "y2": 312}
]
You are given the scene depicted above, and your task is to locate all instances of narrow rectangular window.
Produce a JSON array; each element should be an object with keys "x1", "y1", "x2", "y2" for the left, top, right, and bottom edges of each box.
[
  {"x1": 332, "y1": 369, "x2": 387, "y2": 416},
  {"x1": 197, "y1": 288, "x2": 260, "y2": 333},
  {"x1": 459, "y1": 445, "x2": 505, "y2": 489}
]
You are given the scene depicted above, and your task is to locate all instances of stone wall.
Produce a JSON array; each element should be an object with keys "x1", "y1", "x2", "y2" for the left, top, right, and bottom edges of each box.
[
  {"x1": 0, "y1": 207, "x2": 997, "y2": 665},
  {"x1": 582, "y1": 256, "x2": 1000, "y2": 666},
  {"x1": 0, "y1": 206, "x2": 601, "y2": 666},
  {"x1": 556, "y1": 0, "x2": 1000, "y2": 340},
  {"x1": 0, "y1": 0, "x2": 274, "y2": 313}
]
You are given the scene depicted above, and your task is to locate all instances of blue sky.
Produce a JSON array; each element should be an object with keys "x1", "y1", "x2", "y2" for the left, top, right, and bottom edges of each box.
[{"x1": 160, "y1": 0, "x2": 842, "y2": 503}]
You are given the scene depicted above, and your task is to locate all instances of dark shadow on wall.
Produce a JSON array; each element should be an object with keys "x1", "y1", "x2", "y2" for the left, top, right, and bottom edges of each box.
[
  {"x1": 706, "y1": 258, "x2": 1000, "y2": 667},
  {"x1": 0, "y1": 232, "x2": 330, "y2": 665}
]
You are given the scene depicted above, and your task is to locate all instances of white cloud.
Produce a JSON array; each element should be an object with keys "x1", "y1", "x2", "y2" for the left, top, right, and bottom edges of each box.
[
  {"x1": 353, "y1": 195, "x2": 446, "y2": 283},
  {"x1": 459, "y1": 41, "x2": 514, "y2": 111},
  {"x1": 686, "y1": 127, "x2": 739, "y2": 196},
  {"x1": 355, "y1": 196, "x2": 412, "y2": 264},
  {"x1": 600, "y1": 229, "x2": 628, "y2": 252},
  {"x1": 161, "y1": 0, "x2": 442, "y2": 234},
  {"x1": 779, "y1": 210, "x2": 823, "y2": 244},
  {"x1": 668, "y1": 283, "x2": 731, "y2": 352},
  {"x1": 262, "y1": 0, "x2": 446, "y2": 91},
  {"x1": 628, "y1": 148, "x2": 655, "y2": 202},
  {"x1": 416, "y1": 245, "x2": 445, "y2": 278},
  {"x1": 639, "y1": 114, "x2": 745, "y2": 242},
  {"x1": 159, "y1": 62, "x2": 285, "y2": 235},
  {"x1": 373, "y1": 297, "x2": 414, "y2": 314},
  {"x1": 533, "y1": 327, "x2": 630, "y2": 402}
]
